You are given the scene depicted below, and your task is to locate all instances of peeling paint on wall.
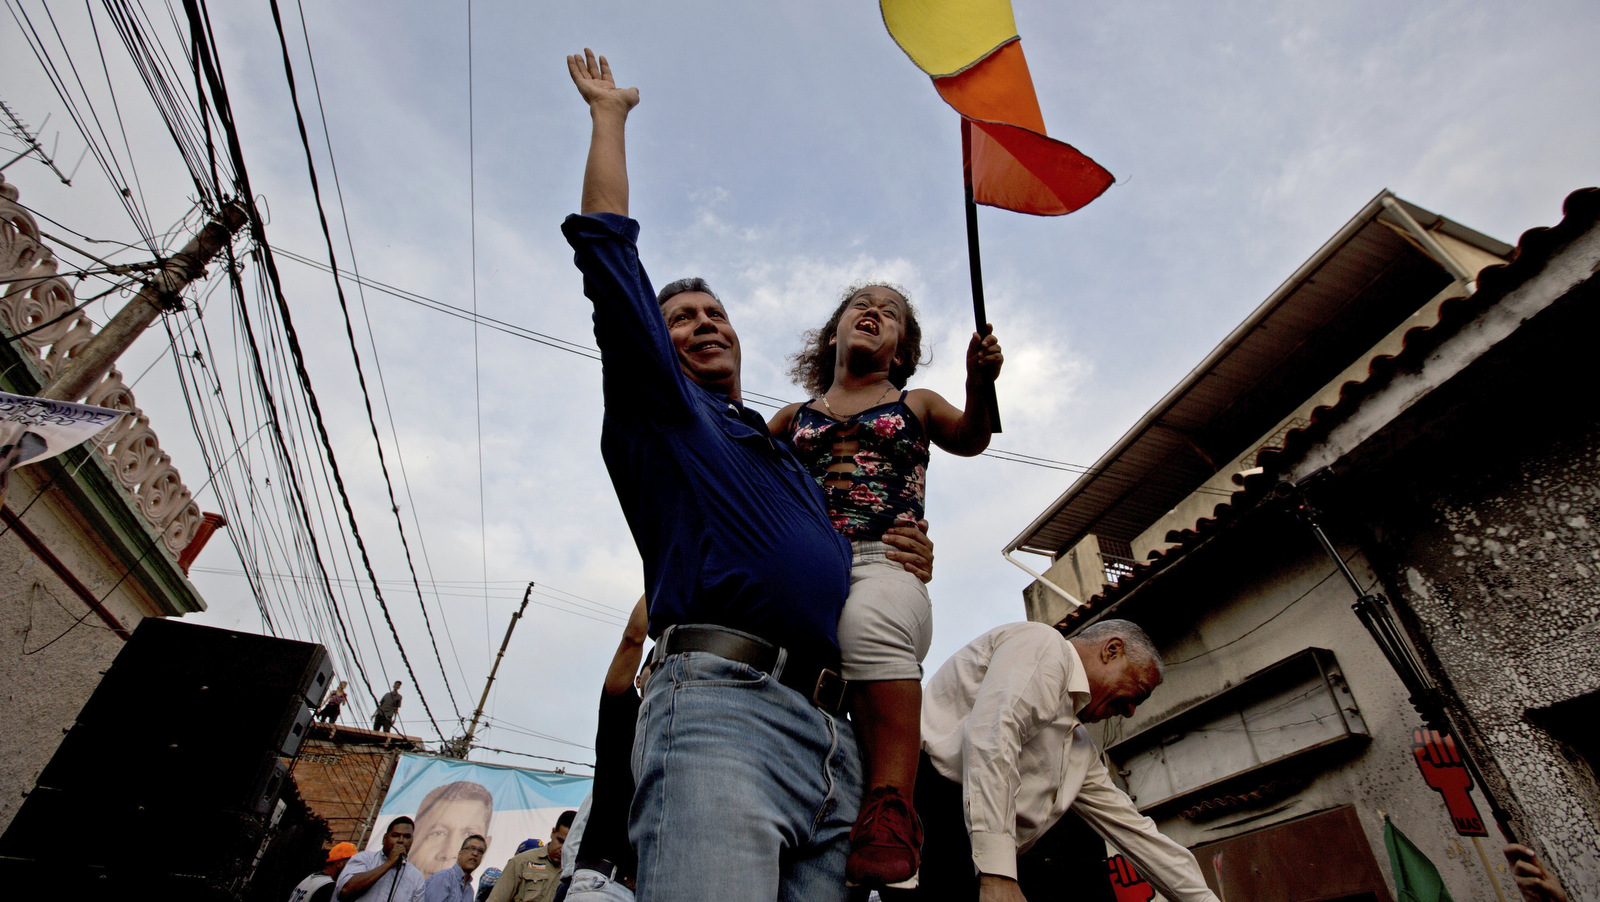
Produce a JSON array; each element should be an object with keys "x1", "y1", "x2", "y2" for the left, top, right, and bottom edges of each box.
[{"x1": 1378, "y1": 422, "x2": 1600, "y2": 900}]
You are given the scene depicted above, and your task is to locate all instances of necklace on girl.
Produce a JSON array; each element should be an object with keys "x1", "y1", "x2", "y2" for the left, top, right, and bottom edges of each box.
[{"x1": 821, "y1": 382, "x2": 893, "y2": 419}]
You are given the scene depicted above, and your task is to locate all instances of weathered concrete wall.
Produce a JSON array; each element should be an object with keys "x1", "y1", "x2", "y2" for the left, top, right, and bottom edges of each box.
[
  {"x1": 0, "y1": 468, "x2": 159, "y2": 832},
  {"x1": 1378, "y1": 420, "x2": 1600, "y2": 900},
  {"x1": 1087, "y1": 519, "x2": 1519, "y2": 901},
  {"x1": 1023, "y1": 534, "x2": 1107, "y2": 625}
]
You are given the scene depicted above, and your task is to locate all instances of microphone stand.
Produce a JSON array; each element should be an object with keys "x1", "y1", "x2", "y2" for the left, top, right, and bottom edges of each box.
[{"x1": 384, "y1": 854, "x2": 406, "y2": 902}]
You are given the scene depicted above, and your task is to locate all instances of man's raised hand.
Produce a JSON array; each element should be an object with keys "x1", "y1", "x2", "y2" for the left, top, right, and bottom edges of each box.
[
  {"x1": 568, "y1": 48, "x2": 639, "y2": 113},
  {"x1": 570, "y1": 49, "x2": 635, "y2": 216}
]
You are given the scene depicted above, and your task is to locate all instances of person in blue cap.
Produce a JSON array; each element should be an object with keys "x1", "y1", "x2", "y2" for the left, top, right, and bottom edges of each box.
[{"x1": 475, "y1": 867, "x2": 502, "y2": 902}]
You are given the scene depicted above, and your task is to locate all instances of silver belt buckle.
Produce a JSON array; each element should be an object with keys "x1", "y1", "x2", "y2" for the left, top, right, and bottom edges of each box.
[{"x1": 812, "y1": 668, "x2": 848, "y2": 712}]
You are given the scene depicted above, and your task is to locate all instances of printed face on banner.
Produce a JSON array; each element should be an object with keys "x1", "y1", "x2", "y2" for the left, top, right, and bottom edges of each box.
[
  {"x1": 368, "y1": 754, "x2": 592, "y2": 881},
  {"x1": 413, "y1": 790, "x2": 495, "y2": 878}
]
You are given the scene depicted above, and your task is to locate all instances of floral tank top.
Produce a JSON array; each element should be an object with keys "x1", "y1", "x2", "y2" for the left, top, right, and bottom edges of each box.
[{"x1": 787, "y1": 391, "x2": 930, "y2": 540}]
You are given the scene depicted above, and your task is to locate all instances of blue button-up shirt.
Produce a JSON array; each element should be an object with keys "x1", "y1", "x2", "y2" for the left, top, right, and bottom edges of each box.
[
  {"x1": 423, "y1": 863, "x2": 475, "y2": 902},
  {"x1": 562, "y1": 213, "x2": 851, "y2": 653},
  {"x1": 333, "y1": 850, "x2": 426, "y2": 902}
]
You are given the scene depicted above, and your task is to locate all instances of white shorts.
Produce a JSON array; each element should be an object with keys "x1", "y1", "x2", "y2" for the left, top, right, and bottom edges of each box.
[{"x1": 838, "y1": 540, "x2": 933, "y2": 682}]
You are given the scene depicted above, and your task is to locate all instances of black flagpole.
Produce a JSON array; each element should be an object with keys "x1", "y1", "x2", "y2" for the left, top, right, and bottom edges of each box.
[{"x1": 961, "y1": 118, "x2": 1003, "y2": 433}]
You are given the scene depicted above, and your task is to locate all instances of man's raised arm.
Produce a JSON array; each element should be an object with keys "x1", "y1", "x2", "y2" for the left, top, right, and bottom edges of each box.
[
  {"x1": 563, "y1": 51, "x2": 698, "y2": 421},
  {"x1": 567, "y1": 49, "x2": 638, "y2": 216}
]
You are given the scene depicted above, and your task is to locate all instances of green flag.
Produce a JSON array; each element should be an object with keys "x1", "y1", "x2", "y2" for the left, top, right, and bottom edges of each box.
[{"x1": 1384, "y1": 815, "x2": 1456, "y2": 902}]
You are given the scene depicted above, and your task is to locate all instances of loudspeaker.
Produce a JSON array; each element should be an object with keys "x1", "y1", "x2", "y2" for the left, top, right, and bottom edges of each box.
[{"x1": 0, "y1": 618, "x2": 331, "y2": 898}]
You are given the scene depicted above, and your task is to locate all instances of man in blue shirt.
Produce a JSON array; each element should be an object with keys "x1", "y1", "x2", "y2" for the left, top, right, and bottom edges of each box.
[
  {"x1": 423, "y1": 835, "x2": 487, "y2": 902},
  {"x1": 562, "y1": 50, "x2": 933, "y2": 902}
]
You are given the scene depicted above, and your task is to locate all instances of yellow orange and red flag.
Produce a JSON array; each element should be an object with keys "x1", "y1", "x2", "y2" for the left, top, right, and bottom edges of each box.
[
  {"x1": 880, "y1": 0, "x2": 1113, "y2": 215},
  {"x1": 878, "y1": 0, "x2": 1114, "y2": 429}
]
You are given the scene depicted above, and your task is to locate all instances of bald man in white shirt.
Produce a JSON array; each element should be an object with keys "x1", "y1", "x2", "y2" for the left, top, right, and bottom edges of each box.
[{"x1": 884, "y1": 619, "x2": 1218, "y2": 902}]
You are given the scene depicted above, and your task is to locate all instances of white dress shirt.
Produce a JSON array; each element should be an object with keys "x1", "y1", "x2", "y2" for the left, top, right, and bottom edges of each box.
[{"x1": 921, "y1": 621, "x2": 1218, "y2": 902}]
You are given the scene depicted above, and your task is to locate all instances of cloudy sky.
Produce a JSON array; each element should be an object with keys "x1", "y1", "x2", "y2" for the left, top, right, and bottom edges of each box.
[{"x1": 5, "y1": 0, "x2": 1596, "y2": 770}]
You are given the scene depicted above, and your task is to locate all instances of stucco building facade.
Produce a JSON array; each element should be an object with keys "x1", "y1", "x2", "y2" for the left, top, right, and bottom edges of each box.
[
  {"x1": 1010, "y1": 188, "x2": 1600, "y2": 900},
  {"x1": 1, "y1": 173, "x2": 218, "y2": 832}
]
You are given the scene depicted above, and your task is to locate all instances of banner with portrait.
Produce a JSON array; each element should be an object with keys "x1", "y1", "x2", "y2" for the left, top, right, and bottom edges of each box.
[{"x1": 366, "y1": 753, "x2": 593, "y2": 881}]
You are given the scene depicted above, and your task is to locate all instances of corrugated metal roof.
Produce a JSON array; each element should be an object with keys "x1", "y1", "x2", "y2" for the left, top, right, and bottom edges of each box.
[
  {"x1": 1053, "y1": 185, "x2": 1600, "y2": 627},
  {"x1": 1008, "y1": 191, "x2": 1512, "y2": 557}
]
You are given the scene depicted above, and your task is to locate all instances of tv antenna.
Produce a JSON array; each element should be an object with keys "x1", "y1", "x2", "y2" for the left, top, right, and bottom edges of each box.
[{"x1": 1, "y1": 99, "x2": 88, "y2": 185}]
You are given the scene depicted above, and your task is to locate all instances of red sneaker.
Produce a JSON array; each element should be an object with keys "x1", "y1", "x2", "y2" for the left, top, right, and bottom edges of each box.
[{"x1": 846, "y1": 786, "x2": 924, "y2": 888}]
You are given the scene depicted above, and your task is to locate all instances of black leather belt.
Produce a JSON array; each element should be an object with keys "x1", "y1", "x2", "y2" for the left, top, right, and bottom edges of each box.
[{"x1": 658, "y1": 625, "x2": 849, "y2": 715}]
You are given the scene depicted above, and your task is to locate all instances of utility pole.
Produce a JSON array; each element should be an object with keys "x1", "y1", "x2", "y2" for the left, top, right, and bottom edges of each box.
[
  {"x1": 39, "y1": 199, "x2": 248, "y2": 403},
  {"x1": 444, "y1": 582, "x2": 533, "y2": 759}
]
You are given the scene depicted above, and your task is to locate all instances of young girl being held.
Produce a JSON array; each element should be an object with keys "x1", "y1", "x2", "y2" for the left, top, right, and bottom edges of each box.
[{"x1": 768, "y1": 282, "x2": 1002, "y2": 888}]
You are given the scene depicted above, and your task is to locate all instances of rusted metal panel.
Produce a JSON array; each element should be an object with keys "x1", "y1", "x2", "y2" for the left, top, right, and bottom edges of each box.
[{"x1": 1193, "y1": 805, "x2": 1393, "y2": 902}]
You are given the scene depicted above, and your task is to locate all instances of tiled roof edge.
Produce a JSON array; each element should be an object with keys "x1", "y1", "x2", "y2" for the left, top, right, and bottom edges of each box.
[{"x1": 1057, "y1": 187, "x2": 1600, "y2": 626}]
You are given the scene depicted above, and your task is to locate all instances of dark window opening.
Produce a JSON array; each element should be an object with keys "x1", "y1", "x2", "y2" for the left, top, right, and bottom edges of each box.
[
  {"x1": 1527, "y1": 688, "x2": 1600, "y2": 783},
  {"x1": 1098, "y1": 536, "x2": 1137, "y2": 585}
]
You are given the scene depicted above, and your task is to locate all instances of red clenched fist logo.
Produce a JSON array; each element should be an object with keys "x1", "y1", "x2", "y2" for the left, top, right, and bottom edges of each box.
[
  {"x1": 1108, "y1": 854, "x2": 1155, "y2": 902},
  {"x1": 1413, "y1": 728, "x2": 1486, "y2": 836}
]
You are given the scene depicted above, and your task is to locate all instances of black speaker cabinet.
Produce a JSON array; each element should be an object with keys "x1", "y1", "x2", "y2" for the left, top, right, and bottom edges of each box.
[{"x1": 0, "y1": 617, "x2": 331, "y2": 898}]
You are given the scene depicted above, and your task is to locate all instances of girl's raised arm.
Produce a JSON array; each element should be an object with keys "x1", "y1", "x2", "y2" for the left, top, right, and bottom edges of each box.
[{"x1": 916, "y1": 329, "x2": 1003, "y2": 456}]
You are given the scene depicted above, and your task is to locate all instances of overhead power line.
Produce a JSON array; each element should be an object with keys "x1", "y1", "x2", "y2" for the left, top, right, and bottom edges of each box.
[
  {"x1": 189, "y1": 566, "x2": 630, "y2": 626},
  {"x1": 10, "y1": 0, "x2": 402, "y2": 710},
  {"x1": 184, "y1": 0, "x2": 446, "y2": 740},
  {"x1": 465, "y1": 0, "x2": 491, "y2": 662},
  {"x1": 270, "y1": 250, "x2": 1238, "y2": 496},
  {"x1": 271, "y1": 247, "x2": 600, "y2": 358},
  {"x1": 7, "y1": 0, "x2": 157, "y2": 247},
  {"x1": 474, "y1": 745, "x2": 593, "y2": 771},
  {"x1": 267, "y1": 0, "x2": 463, "y2": 719},
  {"x1": 289, "y1": 0, "x2": 473, "y2": 705}
]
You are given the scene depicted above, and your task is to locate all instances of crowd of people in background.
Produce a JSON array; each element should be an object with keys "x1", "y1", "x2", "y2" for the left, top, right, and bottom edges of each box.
[{"x1": 315, "y1": 813, "x2": 576, "y2": 902}]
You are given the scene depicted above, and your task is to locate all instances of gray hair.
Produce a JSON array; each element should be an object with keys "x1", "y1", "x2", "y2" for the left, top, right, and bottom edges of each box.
[
  {"x1": 657, "y1": 276, "x2": 720, "y2": 307},
  {"x1": 1075, "y1": 619, "x2": 1165, "y2": 678}
]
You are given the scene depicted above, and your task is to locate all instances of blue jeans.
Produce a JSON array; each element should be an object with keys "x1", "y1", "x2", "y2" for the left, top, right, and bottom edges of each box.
[
  {"x1": 566, "y1": 868, "x2": 635, "y2": 902},
  {"x1": 631, "y1": 641, "x2": 862, "y2": 902}
]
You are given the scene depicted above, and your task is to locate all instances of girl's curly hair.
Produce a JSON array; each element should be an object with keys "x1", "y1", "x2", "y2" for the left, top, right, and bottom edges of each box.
[{"x1": 787, "y1": 281, "x2": 924, "y2": 398}]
